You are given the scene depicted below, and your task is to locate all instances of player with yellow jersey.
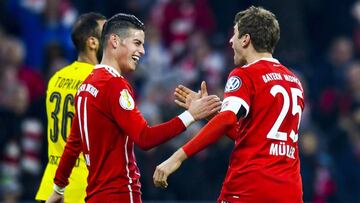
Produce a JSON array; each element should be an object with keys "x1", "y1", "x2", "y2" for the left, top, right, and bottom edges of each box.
[{"x1": 36, "y1": 12, "x2": 106, "y2": 203}]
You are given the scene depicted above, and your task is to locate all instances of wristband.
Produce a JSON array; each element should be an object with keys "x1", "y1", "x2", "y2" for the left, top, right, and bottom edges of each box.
[
  {"x1": 178, "y1": 111, "x2": 195, "y2": 127},
  {"x1": 53, "y1": 184, "x2": 65, "y2": 195}
]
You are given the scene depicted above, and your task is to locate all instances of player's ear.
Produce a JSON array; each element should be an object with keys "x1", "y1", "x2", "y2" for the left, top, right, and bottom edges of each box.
[
  {"x1": 109, "y1": 34, "x2": 119, "y2": 49},
  {"x1": 88, "y1": 36, "x2": 99, "y2": 50},
  {"x1": 242, "y1": 34, "x2": 251, "y2": 47}
]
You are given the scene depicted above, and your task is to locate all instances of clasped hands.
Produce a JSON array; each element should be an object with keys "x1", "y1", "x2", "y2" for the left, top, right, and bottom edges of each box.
[{"x1": 153, "y1": 81, "x2": 221, "y2": 189}]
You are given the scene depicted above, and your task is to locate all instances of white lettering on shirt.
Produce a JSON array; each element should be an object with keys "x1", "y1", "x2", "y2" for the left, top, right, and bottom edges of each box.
[
  {"x1": 283, "y1": 74, "x2": 302, "y2": 88},
  {"x1": 77, "y1": 84, "x2": 99, "y2": 97},
  {"x1": 269, "y1": 142, "x2": 295, "y2": 159},
  {"x1": 262, "y1": 72, "x2": 283, "y2": 83}
]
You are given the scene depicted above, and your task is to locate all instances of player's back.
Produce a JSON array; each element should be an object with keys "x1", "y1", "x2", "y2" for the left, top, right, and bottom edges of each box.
[
  {"x1": 220, "y1": 58, "x2": 304, "y2": 202},
  {"x1": 75, "y1": 65, "x2": 141, "y2": 202},
  {"x1": 36, "y1": 61, "x2": 93, "y2": 203}
]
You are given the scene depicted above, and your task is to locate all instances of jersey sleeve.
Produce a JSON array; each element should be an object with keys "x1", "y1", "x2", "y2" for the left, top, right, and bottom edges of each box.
[
  {"x1": 221, "y1": 69, "x2": 253, "y2": 119},
  {"x1": 182, "y1": 111, "x2": 238, "y2": 157},
  {"x1": 54, "y1": 113, "x2": 82, "y2": 187},
  {"x1": 210, "y1": 69, "x2": 253, "y2": 141},
  {"x1": 105, "y1": 78, "x2": 186, "y2": 150},
  {"x1": 226, "y1": 123, "x2": 238, "y2": 140}
]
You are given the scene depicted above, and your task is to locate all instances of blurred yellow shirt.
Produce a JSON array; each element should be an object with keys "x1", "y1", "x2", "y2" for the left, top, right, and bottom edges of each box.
[{"x1": 36, "y1": 61, "x2": 93, "y2": 203}]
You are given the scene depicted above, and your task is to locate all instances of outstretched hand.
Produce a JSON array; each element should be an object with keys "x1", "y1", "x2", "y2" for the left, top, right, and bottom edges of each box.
[
  {"x1": 175, "y1": 81, "x2": 221, "y2": 120},
  {"x1": 174, "y1": 81, "x2": 208, "y2": 109},
  {"x1": 188, "y1": 95, "x2": 221, "y2": 120}
]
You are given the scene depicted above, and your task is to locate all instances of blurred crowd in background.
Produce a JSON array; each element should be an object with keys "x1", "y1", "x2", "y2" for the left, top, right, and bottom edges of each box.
[{"x1": 0, "y1": 0, "x2": 359, "y2": 202}]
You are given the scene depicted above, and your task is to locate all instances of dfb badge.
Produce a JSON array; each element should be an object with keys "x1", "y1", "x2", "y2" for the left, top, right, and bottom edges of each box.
[
  {"x1": 220, "y1": 100, "x2": 230, "y2": 111},
  {"x1": 225, "y1": 76, "x2": 242, "y2": 92},
  {"x1": 119, "y1": 89, "x2": 135, "y2": 110}
]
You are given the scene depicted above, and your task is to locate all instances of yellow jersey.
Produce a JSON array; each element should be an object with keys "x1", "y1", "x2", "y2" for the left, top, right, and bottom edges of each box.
[{"x1": 36, "y1": 61, "x2": 93, "y2": 203}]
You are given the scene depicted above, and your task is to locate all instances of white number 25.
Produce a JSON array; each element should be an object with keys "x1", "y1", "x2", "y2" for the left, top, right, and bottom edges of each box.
[{"x1": 267, "y1": 85, "x2": 303, "y2": 143}]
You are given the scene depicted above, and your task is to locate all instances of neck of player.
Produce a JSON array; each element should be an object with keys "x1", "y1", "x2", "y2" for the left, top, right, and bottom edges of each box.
[
  {"x1": 78, "y1": 51, "x2": 98, "y2": 65},
  {"x1": 246, "y1": 52, "x2": 273, "y2": 65},
  {"x1": 100, "y1": 55, "x2": 122, "y2": 75}
]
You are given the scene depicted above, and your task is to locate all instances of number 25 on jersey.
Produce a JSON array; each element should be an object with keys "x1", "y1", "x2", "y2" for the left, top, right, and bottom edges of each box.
[{"x1": 266, "y1": 85, "x2": 303, "y2": 143}]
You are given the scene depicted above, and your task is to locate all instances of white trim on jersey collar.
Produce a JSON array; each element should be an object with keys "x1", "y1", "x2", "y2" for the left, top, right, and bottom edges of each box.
[
  {"x1": 242, "y1": 57, "x2": 280, "y2": 68},
  {"x1": 94, "y1": 64, "x2": 122, "y2": 77}
]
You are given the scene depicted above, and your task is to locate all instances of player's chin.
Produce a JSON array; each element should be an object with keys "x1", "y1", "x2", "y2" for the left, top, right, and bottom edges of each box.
[
  {"x1": 234, "y1": 57, "x2": 240, "y2": 66},
  {"x1": 234, "y1": 57, "x2": 245, "y2": 66},
  {"x1": 128, "y1": 62, "x2": 137, "y2": 72}
]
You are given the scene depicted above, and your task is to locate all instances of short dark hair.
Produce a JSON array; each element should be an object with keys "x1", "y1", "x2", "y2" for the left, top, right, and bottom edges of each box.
[
  {"x1": 101, "y1": 13, "x2": 145, "y2": 48},
  {"x1": 71, "y1": 12, "x2": 106, "y2": 52},
  {"x1": 235, "y1": 6, "x2": 280, "y2": 53}
]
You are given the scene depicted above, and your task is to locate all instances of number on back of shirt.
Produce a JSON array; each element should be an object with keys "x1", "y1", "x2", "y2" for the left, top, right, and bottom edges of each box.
[
  {"x1": 49, "y1": 92, "x2": 74, "y2": 143},
  {"x1": 266, "y1": 85, "x2": 303, "y2": 142}
]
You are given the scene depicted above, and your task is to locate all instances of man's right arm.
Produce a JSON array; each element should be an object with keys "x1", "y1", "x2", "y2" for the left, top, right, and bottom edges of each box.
[
  {"x1": 153, "y1": 110, "x2": 238, "y2": 188},
  {"x1": 47, "y1": 114, "x2": 82, "y2": 201},
  {"x1": 116, "y1": 96, "x2": 221, "y2": 150},
  {"x1": 45, "y1": 191, "x2": 63, "y2": 203},
  {"x1": 106, "y1": 78, "x2": 221, "y2": 150},
  {"x1": 174, "y1": 81, "x2": 238, "y2": 140}
]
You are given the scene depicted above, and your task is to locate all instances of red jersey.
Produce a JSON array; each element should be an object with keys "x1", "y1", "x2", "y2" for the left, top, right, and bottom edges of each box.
[
  {"x1": 183, "y1": 58, "x2": 304, "y2": 203},
  {"x1": 55, "y1": 65, "x2": 190, "y2": 203},
  {"x1": 220, "y1": 58, "x2": 304, "y2": 202}
]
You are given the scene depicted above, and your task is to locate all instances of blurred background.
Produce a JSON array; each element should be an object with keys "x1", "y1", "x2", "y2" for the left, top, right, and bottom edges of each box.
[{"x1": 0, "y1": 0, "x2": 359, "y2": 202}]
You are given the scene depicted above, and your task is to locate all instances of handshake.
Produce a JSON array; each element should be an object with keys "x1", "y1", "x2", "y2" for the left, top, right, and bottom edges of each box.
[
  {"x1": 153, "y1": 81, "x2": 222, "y2": 189},
  {"x1": 174, "y1": 81, "x2": 221, "y2": 121}
]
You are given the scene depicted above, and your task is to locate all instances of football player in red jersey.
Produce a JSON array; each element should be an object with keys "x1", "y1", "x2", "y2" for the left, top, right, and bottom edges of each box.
[
  {"x1": 46, "y1": 13, "x2": 221, "y2": 203},
  {"x1": 153, "y1": 6, "x2": 305, "y2": 203}
]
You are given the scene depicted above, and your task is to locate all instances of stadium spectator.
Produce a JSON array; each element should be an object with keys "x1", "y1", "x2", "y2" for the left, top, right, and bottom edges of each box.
[
  {"x1": 160, "y1": 0, "x2": 216, "y2": 63},
  {"x1": 0, "y1": 31, "x2": 46, "y2": 202},
  {"x1": 5, "y1": 0, "x2": 77, "y2": 71}
]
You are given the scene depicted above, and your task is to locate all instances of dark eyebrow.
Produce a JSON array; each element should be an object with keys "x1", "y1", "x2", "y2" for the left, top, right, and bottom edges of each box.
[{"x1": 134, "y1": 38, "x2": 143, "y2": 44}]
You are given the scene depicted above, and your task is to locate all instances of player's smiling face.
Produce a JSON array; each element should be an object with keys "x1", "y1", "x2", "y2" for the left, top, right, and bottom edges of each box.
[{"x1": 117, "y1": 28, "x2": 145, "y2": 73}]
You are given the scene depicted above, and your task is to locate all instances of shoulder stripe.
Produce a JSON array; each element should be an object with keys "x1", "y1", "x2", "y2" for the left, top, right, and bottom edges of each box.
[
  {"x1": 124, "y1": 136, "x2": 134, "y2": 203},
  {"x1": 83, "y1": 98, "x2": 90, "y2": 151},
  {"x1": 77, "y1": 97, "x2": 84, "y2": 143}
]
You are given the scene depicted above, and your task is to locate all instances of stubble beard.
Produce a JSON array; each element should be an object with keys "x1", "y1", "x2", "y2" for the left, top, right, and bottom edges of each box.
[{"x1": 234, "y1": 54, "x2": 246, "y2": 67}]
